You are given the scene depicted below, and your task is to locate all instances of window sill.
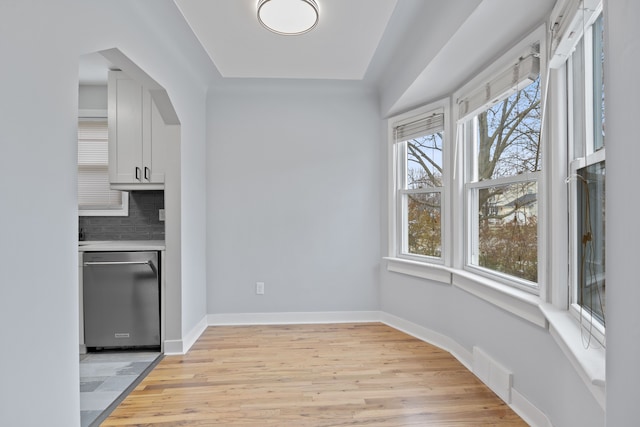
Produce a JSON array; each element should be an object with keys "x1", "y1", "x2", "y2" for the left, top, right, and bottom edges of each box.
[
  {"x1": 451, "y1": 270, "x2": 546, "y2": 328},
  {"x1": 539, "y1": 302, "x2": 605, "y2": 408},
  {"x1": 384, "y1": 257, "x2": 545, "y2": 327},
  {"x1": 384, "y1": 257, "x2": 451, "y2": 284}
]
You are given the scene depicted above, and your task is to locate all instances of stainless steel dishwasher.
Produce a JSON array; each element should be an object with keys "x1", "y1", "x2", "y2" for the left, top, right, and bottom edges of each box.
[{"x1": 83, "y1": 251, "x2": 160, "y2": 349}]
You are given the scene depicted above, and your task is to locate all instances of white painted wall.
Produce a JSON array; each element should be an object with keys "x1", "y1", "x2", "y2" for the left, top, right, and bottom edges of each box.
[
  {"x1": 0, "y1": 1, "x2": 212, "y2": 425},
  {"x1": 206, "y1": 81, "x2": 381, "y2": 314},
  {"x1": 604, "y1": 0, "x2": 640, "y2": 425}
]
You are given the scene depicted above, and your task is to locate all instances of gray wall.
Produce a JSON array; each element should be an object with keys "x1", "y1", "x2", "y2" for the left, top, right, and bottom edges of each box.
[
  {"x1": 78, "y1": 84, "x2": 107, "y2": 110},
  {"x1": 0, "y1": 1, "x2": 213, "y2": 425},
  {"x1": 604, "y1": 0, "x2": 640, "y2": 424},
  {"x1": 379, "y1": 272, "x2": 605, "y2": 426},
  {"x1": 206, "y1": 81, "x2": 381, "y2": 314},
  {"x1": 79, "y1": 191, "x2": 165, "y2": 241}
]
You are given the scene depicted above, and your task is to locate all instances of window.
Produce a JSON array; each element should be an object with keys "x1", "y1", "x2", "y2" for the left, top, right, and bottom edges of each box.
[
  {"x1": 567, "y1": 11, "x2": 606, "y2": 337},
  {"x1": 78, "y1": 117, "x2": 128, "y2": 216},
  {"x1": 392, "y1": 109, "x2": 445, "y2": 261},
  {"x1": 459, "y1": 51, "x2": 542, "y2": 291}
]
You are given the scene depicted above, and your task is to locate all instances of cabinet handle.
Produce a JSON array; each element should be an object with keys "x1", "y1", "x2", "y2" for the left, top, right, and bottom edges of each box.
[
  {"x1": 135, "y1": 167, "x2": 141, "y2": 181},
  {"x1": 144, "y1": 167, "x2": 150, "y2": 181}
]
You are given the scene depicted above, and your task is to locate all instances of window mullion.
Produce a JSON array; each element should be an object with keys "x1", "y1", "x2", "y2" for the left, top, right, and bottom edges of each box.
[{"x1": 466, "y1": 172, "x2": 541, "y2": 189}]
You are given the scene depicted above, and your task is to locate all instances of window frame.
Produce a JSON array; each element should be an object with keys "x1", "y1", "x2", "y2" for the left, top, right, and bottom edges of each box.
[
  {"x1": 386, "y1": 27, "x2": 548, "y2": 299},
  {"x1": 566, "y1": 7, "x2": 606, "y2": 344},
  {"x1": 388, "y1": 100, "x2": 451, "y2": 267},
  {"x1": 78, "y1": 109, "x2": 129, "y2": 217},
  {"x1": 456, "y1": 36, "x2": 546, "y2": 294}
]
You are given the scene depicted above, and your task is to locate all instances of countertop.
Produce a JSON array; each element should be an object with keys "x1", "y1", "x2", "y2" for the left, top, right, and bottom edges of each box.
[{"x1": 78, "y1": 240, "x2": 165, "y2": 252}]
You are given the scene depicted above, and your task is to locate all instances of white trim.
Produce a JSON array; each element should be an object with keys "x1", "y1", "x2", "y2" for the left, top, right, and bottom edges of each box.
[
  {"x1": 381, "y1": 313, "x2": 552, "y2": 427},
  {"x1": 380, "y1": 312, "x2": 472, "y2": 370},
  {"x1": 384, "y1": 257, "x2": 451, "y2": 284},
  {"x1": 162, "y1": 339, "x2": 184, "y2": 355},
  {"x1": 465, "y1": 171, "x2": 540, "y2": 189},
  {"x1": 163, "y1": 315, "x2": 208, "y2": 355},
  {"x1": 549, "y1": 0, "x2": 603, "y2": 68},
  {"x1": 511, "y1": 388, "x2": 554, "y2": 427},
  {"x1": 387, "y1": 98, "x2": 451, "y2": 264},
  {"x1": 452, "y1": 270, "x2": 546, "y2": 328},
  {"x1": 539, "y1": 303, "x2": 605, "y2": 408},
  {"x1": 183, "y1": 315, "x2": 208, "y2": 353},
  {"x1": 110, "y1": 182, "x2": 164, "y2": 191},
  {"x1": 207, "y1": 311, "x2": 381, "y2": 326},
  {"x1": 453, "y1": 26, "x2": 547, "y2": 296},
  {"x1": 383, "y1": 258, "x2": 545, "y2": 327}
]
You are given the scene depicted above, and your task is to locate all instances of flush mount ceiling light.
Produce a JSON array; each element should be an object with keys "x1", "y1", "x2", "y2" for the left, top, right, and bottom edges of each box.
[{"x1": 257, "y1": 0, "x2": 319, "y2": 36}]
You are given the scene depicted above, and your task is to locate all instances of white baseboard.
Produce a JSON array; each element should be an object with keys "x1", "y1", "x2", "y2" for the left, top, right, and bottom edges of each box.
[
  {"x1": 163, "y1": 339, "x2": 183, "y2": 355},
  {"x1": 379, "y1": 312, "x2": 473, "y2": 370},
  {"x1": 207, "y1": 310, "x2": 382, "y2": 326},
  {"x1": 183, "y1": 315, "x2": 208, "y2": 353},
  {"x1": 379, "y1": 312, "x2": 551, "y2": 427},
  {"x1": 511, "y1": 388, "x2": 553, "y2": 427},
  {"x1": 163, "y1": 315, "x2": 208, "y2": 355}
]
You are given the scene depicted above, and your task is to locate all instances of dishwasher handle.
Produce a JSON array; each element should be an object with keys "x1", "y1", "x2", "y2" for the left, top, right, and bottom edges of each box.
[{"x1": 83, "y1": 260, "x2": 158, "y2": 277}]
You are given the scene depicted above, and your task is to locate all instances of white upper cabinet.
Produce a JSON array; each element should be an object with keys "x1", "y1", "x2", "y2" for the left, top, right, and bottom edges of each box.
[{"x1": 108, "y1": 70, "x2": 169, "y2": 190}]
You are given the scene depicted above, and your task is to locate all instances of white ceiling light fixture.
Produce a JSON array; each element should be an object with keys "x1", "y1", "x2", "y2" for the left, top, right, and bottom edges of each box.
[{"x1": 257, "y1": 0, "x2": 319, "y2": 36}]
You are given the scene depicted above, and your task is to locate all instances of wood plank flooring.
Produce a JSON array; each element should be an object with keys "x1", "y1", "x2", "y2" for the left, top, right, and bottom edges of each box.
[{"x1": 102, "y1": 323, "x2": 527, "y2": 426}]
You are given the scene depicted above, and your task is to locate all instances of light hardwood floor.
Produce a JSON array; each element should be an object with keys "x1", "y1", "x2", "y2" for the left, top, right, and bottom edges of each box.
[{"x1": 102, "y1": 323, "x2": 527, "y2": 426}]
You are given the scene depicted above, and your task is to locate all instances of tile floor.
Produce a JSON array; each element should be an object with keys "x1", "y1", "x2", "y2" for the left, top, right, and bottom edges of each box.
[{"x1": 80, "y1": 351, "x2": 161, "y2": 427}]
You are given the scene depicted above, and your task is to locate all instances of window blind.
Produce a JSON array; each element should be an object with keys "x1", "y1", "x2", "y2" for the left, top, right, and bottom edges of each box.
[
  {"x1": 394, "y1": 112, "x2": 444, "y2": 143},
  {"x1": 457, "y1": 54, "x2": 540, "y2": 122},
  {"x1": 77, "y1": 120, "x2": 123, "y2": 209},
  {"x1": 549, "y1": 0, "x2": 601, "y2": 68}
]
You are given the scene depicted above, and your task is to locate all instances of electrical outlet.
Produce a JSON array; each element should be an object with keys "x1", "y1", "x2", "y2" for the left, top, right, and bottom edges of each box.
[
  {"x1": 159, "y1": 209, "x2": 165, "y2": 221},
  {"x1": 256, "y1": 282, "x2": 265, "y2": 295}
]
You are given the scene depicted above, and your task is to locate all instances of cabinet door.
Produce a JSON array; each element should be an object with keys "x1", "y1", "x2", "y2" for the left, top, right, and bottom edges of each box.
[
  {"x1": 143, "y1": 98, "x2": 167, "y2": 184},
  {"x1": 108, "y1": 71, "x2": 144, "y2": 184}
]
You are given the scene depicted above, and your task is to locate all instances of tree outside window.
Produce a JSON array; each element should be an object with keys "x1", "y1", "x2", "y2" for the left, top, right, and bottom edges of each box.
[
  {"x1": 395, "y1": 113, "x2": 445, "y2": 260},
  {"x1": 471, "y1": 77, "x2": 541, "y2": 284}
]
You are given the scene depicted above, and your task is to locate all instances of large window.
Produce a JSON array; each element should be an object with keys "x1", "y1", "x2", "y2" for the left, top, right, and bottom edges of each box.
[
  {"x1": 568, "y1": 11, "x2": 606, "y2": 337},
  {"x1": 460, "y1": 52, "x2": 542, "y2": 290},
  {"x1": 393, "y1": 110, "x2": 445, "y2": 260}
]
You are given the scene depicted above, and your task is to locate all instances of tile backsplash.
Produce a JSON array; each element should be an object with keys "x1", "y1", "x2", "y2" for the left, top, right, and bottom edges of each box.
[{"x1": 79, "y1": 191, "x2": 165, "y2": 241}]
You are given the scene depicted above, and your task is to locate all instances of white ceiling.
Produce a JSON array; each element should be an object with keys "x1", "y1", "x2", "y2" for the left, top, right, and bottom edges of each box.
[
  {"x1": 174, "y1": 0, "x2": 398, "y2": 80},
  {"x1": 78, "y1": 0, "x2": 556, "y2": 115}
]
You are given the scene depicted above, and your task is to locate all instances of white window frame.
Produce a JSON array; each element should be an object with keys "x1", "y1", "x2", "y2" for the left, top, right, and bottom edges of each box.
[
  {"x1": 388, "y1": 99, "x2": 451, "y2": 268},
  {"x1": 385, "y1": 28, "x2": 549, "y2": 323},
  {"x1": 78, "y1": 109, "x2": 128, "y2": 217},
  {"x1": 565, "y1": 5, "x2": 606, "y2": 345},
  {"x1": 456, "y1": 29, "x2": 547, "y2": 294},
  {"x1": 538, "y1": 2, "x2": 606, "y2": 404}
]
